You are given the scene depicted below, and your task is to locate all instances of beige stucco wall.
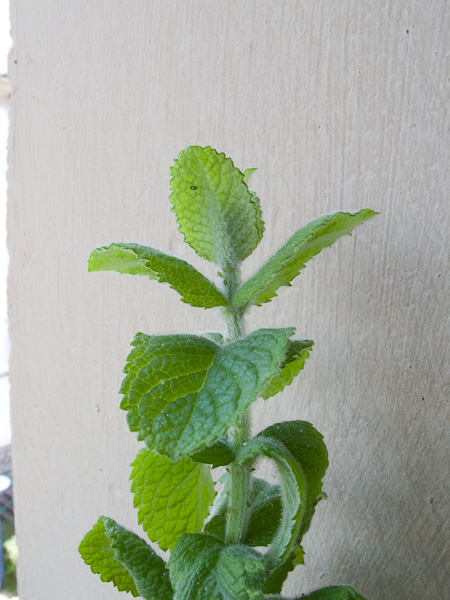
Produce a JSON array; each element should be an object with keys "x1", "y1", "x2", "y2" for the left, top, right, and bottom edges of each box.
[{"x1": 7, "y1": 1, "x2": 449, "y2": 599}]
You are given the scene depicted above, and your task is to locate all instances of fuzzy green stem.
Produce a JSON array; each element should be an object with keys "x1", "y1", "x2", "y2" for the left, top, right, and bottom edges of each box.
[{"x1": 220, "y1": 261, "x2": 252, "y2": 544}]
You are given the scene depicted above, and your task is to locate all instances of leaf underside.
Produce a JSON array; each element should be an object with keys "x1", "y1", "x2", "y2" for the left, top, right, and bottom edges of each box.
[
  {"x1": 120, "y1": 328, "x2": 294, "y2": 460},
  {"x1": 131, "y1": 448, "x2": 215, "y2": 551},
  {"x1": 78, "y1": 516, "x2": 172, "y2": 600},
  {"x1": 233, "y1": 209, "x2": 378, "y2": 307},
  {"x1": 170, "y1": 146, "x2": 264, "y2": 268},
  {"x1": 258, "y1": 421, "x2": 328, "y2": 537},
  {"x1": 236, "y1": 436, "x2": 306, "y2": 578},
  {"x1": 257, "y1": 421, "x2": 329, "y2": 594},
  {"x1": 88, "y1": 242, "x2": 228, "y2": 309}
]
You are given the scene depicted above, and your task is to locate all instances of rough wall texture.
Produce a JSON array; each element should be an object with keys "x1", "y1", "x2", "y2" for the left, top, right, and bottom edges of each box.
[{"x1": 8, "y1": 1, "x2": 449, "y2": 599}]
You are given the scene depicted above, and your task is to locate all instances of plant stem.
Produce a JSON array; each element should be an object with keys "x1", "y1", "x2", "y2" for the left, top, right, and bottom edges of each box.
[{"x1": 221, "y1": 261, "x2": 252, "y2": 544}]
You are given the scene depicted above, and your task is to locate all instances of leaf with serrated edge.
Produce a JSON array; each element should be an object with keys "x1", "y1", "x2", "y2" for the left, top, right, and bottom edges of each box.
[
  {"x1": 78, "y1": 516, "x2": 172, "y2": 600},
  {"x1": 233, "y1": 209, "x2": 378, "y2": 307},
  {"x1": 261, "y1": 340, "x2": 314, "y2": 400},
  {"x1": 170, "y1": 146, "x2": 264, "y2": 268},
  {"x1": 89, "y1": 242, "x2": 228, "y2": 309},
  {"x1": 256, "y1": 421, "x2": 328, "y2": 594},
  {"x1": 235, "y1": 436, "x2": 306, "y2": 574},
  {"x1": 131, "y1": 448, "x2": 215, "y2": 551},
  {"x1": 120, "y1": 328, "x2": 294, "y2": 460},
  {"x1": 258, "y1": 421, "x2": 328, "y2": 536},
  {"x1": 168, "y1": 533, "x2": 266, "y2": 600}
]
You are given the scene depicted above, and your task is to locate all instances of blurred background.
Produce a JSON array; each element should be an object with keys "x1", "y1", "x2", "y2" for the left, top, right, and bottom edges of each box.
[{"x1": 0, "y1": 0, "x2": 16, "y2": 597}]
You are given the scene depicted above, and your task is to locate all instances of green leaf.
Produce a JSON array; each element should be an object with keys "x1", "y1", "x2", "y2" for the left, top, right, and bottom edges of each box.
[
  {"x1": 88, "y1": 242, "x2": 228, "y2": 309},
  {"x1": 243, "y1": 167, "x2": 258, "y2": 184},
  {"x1": 233, "y1": 209, "x2": 378, "y2": 307},
  {"x1": 170, "y1": 146, "x2": 264, "y2": 268},
  {"x1": 298, "y1": 585, "x2": 369, "y2": 600},
  {"x1": 244, "y1": 478, "x2": 282, "y2": 547},
  {"x1": 260, "y1": 340, "x2": 314, "y2": 400},
  {"x1": 168, "y1": 533, "x2": 266, "y2": 600},
  {"x1": 258, "y1": 421, "x2": 328, "y2": 536},
  {"x1": 236, "y1": 437, "x2": 306, "y2": 573},
  {"x1": 120, "y1": 328, "x2": 294, "y2": 460},
  {"x1": 203, "y1": 477, "x2": 282, "y2": 546},
  {"x1": 130, "y1": 448, "x2": 215, "y2": 551},
  {"x1": 191, "y1": 438, "x2": 236, "y2": 467},
  {"x1": 78, "y1": 516, "x2": 172, "y2": 600},
  {"x1": 255, "y1": 422, "x2": 328, "y2": 594}
]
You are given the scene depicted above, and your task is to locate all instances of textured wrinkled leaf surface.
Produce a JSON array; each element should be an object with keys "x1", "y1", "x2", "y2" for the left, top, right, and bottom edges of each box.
[
  {"x1": 170, "y1": 146, "x2": 264, "y2": 268},
  {"x1": 256, "y1": 422, "x2": 328, "y2": 594},
  {"x1": 131, "y1": 448, "x2": 215, "y2": 551},
  {"x1": 298, "y1": 585, "x2": 369, "y2": 600},
  {"x1": 233, "y1": 209, "x2": 378, "y2": 307},
  {"x1": 168, "y1": 533, "x2": 266, "y2": 600},
  {"x1": 236, "y1": 437, "x2": 306, "y2": 575},
  {"x1": 258, "y1": 421, "x2": 328, "y2": 536},
  {"x1": 121, "y1": 328, "x2": 294, "y2": 460},
  {"x1": 89, "y1": 242, "x2": 227, "y2": 308},
  {"x1": 78, "y1": 516, "x2": 172, "y2": 600},
  {"x1": 261, "y1": 340, "x2": 314, "y2": 400}
]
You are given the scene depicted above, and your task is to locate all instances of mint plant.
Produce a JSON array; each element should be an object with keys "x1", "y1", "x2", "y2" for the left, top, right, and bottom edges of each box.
[{"x1": 79, "y1": 146, "x2": 377, "y2": 600}]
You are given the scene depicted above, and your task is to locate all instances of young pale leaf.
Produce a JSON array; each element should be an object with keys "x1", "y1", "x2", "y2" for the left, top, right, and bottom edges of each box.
[
  {"x1": 297, "y1": 585, "x2": 369, "y2": 600},
  {"x1": 168, "y1": 533, "x2": 266, "y2": 600},
  {"x1": 78, "y1": 516, "x2": 172, "y2": 600},
  {"x1": 236, "y1": 437, "x2": 306, "y2": 573},
  {"x1": 233, "y1": 209, "x2": 378, "y2": 307},
  {"x1": 260, "y1": 340, "x2": 314, "y2": 400},
  {"x1": 120, "y1": 328, "x2": 294, "y2": 460},
  {"x1": 170, "y1": 146, "x2": 264, "y2": 268},
  {"x1": 88, "y1": 242, "x2": 228, "y2": 309},
  {"x1": 130, "y1": 448, "x2": 215, "y2": 551},
  {"x1": 243, "y1": 167, "x2": 257, "y2": 184}
]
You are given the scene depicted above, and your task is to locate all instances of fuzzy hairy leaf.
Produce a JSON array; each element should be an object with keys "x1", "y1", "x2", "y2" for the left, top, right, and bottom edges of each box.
[
  {"x1": 256, "y1": 422, "x2": 328, "y2": 594},
  {"x1": 168, "y1": 533, "x2": 266, "y2": 600},
  {"x1": 260, "y1": 340, "x2": 314, "y2": 400},
  {"x1": 131, "y1": 448, "x2": 215, "y2": 551},
  {"x1": 78, "y1": 516, "x2": 172, "y2": 600},
  {"x1": 296, "y1": 585, "x2": 369, "y2": 600},
  {"x1": 258, "y1": 421, "x2": 328, "y2": 536},
  {"x1": 121, "y1": 328, "x2": 294, "y2": 460},
  {"x1": 233, "y1": 209, "x2": 378, "y2": 307},
  {"x1": 170, "y1": 146, "x2": 264, "y2": 268},
  {"x1": 236, "y1": 437, "x2": 306, "y2": 574},
  {"x1": 88, "y1": 242, "x2": 228, "y2": 309}
]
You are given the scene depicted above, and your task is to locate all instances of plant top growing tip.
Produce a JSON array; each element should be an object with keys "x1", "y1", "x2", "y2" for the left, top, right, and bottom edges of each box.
[{"x1": 80, "y1": 145, "x2": 377, "y2": 600}]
